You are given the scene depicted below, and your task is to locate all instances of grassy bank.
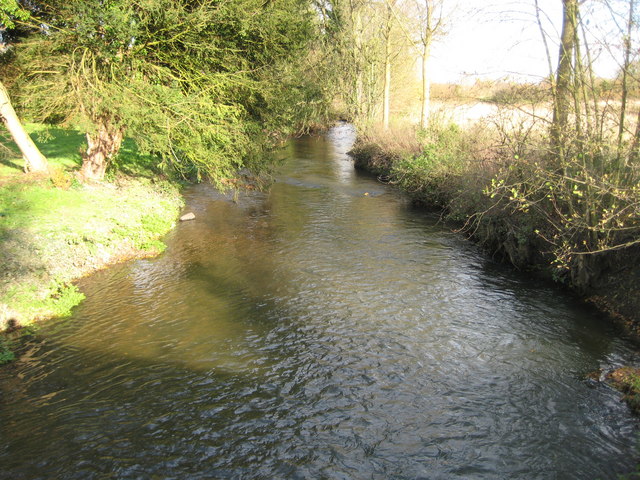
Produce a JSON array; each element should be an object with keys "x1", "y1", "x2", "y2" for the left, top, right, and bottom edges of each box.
[
  {"x1": 350, "y1": 113, "x2": 640, "y2": 335},
  {"x1": 0, "y1": 125, "x2": 184, "y2": 356}
]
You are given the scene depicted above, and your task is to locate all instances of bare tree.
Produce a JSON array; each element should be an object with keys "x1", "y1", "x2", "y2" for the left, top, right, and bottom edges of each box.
[
  {"x1": 384, "y1": 0, "x2": 447, "y2": 129},
  {"x1": 617, "y1": 0, "x2": 636, "y2": 159},
  {"x1": 413, "y1": 0, "x2": 446, "y2": 129},
  {"x1": 551, "y1": 0, "x2": 579, "y2": 157},
  {"x1": 382, "y1": 0, "x2": 398, "y2": 129}
]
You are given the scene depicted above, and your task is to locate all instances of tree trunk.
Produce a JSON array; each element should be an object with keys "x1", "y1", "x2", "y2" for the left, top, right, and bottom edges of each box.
[
  {"x1": 420, "y1": 1, "x2": 434, "y2": 129},
  {"x1": 618, "y1": 0, "x2": 635, "y2": 158},
  {"x1": 383, "y1": 55, "x2": 391, "y2": 130},
  {"x1": 381, "y1": 1, "x2": 394, "y2": 130},
  {"x1": 551, "y1": 0, "x2": 578, "y2": 157},
  {"x1": 420, "y1": 42, "x2": 431, "y2": 129},
  {"x1": 631, "y1": 109, "x2": 640, "y2": 164},
  {"x1": 79, "y1": 118, "x2": 124, "y2": 181},
  {"x1": 0, "y1": 80, "x2": 48, "y2": 173},
  {"x1": 354, "y1": 8, "x2": 364, "y2": 121}
]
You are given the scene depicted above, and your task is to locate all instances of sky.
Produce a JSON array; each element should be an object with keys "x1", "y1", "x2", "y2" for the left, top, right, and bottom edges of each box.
[{"x1": 428, "y1": 0, "x2": 628, "y2": 83}]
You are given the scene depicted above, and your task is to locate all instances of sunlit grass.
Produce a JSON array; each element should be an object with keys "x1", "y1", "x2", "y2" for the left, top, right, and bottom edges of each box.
[{"x1": 0, "y1": 124, "x2": 184, "y2": 331}]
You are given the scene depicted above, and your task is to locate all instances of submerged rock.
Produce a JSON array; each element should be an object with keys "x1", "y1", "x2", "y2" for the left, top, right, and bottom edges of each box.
[{"x1": 180, "y1": 212, "x2": 196, "y2": 222}]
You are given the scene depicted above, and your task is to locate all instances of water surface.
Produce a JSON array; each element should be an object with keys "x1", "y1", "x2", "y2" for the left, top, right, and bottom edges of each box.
[{"x1": 1, "y1": 124, "x2": 638, "y2": 479}]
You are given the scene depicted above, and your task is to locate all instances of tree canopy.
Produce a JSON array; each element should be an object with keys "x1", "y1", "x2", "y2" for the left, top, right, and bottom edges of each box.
[
  {"x1": 3, "y1": 0, "x2": 329, "y2": 182},
  {"x1": 0, "y1": 0, "x2": 28, "y2": 29}
]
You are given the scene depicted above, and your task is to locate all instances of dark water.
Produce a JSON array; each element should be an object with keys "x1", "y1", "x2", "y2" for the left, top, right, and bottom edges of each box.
[{"x1": 1, "y1": 124, "x2": 639, "y2": 479}]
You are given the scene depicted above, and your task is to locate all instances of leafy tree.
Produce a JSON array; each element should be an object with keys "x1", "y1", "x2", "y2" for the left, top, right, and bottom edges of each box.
[
  {"x1": 0, "y1": 0, "x2": 28, "y2": 29},
  {"x1": 15, "y1": 0, "x2": 323, "y2": 183}
]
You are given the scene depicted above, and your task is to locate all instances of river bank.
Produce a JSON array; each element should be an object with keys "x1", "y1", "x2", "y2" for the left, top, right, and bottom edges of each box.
[
  {"x1": 349, "y1": 121, "x2": 640, "y2": 410},
  {"x1": 0, "y1": 126, "x2": 184, "y2": 361},
  {"x1": 348, "y1": 122, "x2": 640, "y2": 338}
]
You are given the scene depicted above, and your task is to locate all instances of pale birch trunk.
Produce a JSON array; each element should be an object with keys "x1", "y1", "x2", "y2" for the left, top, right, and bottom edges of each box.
[
  {"x1": 0, "y1": 80, "x2": 48, "y2": 173},
  {"x1": 420, "y1": 42, "x2": 431, "y2": 129}
]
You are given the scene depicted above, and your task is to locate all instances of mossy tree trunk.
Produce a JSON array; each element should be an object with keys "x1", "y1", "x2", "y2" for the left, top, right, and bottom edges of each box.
[
  {"x1": 0, "y1": 80, "x2": 48, "y2": 173},
  {"x1": 79, "y1": 117, "x2": 124, "y2": 181}
]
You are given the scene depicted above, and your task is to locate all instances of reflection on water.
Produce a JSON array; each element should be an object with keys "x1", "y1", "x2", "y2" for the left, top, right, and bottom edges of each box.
[{"x1": 0, "y1": 123, "x2": 638, "y2": 479}]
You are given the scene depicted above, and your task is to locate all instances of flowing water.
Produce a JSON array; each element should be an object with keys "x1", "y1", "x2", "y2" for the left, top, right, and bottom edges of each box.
[{"x1": 1, "y1": 124, "x2": 639, "y2": 479}]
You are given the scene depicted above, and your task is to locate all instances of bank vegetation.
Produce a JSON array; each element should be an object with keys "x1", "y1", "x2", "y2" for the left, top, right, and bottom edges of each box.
[{"x1": 326, "y1": 0, "x2": 640, "y2": 331}]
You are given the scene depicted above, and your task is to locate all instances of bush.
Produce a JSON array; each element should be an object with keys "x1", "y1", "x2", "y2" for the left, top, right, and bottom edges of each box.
[{"x1": 392, "y1": 123, "x2": 472, "y2": 206}]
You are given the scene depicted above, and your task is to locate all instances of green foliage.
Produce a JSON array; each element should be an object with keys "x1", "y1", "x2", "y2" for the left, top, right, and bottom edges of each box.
[
  {"x1": 608, "y1": 368, "x2": 640, "y2": 419},
  {"x1": 484, "y1": 133, "x2": 640, "y2": 286},
  {"x1": 0, "y1": 336, "x2": 14, "y2": 364},
  {"x1": 0, "y1": 126, "x2": 184, "y2": 327},
  {"x1": 111, "y1": 211, "x2": 174, "y2": 251},
  {"x1": 42, "y1": 283, "x2": 85, "y2": 318},
  {"x1": 0, "y1": 0, "x2": 29, "y2": 29},
  {"x1": 11, "y1": 0, "x2": 329, "y2": 183},
  {"x1": 392, "y1": 123, "x2": 468, "y2": 205},
  {"x1": 3, "y1": 281, "x2": 84, "y2": 324}
]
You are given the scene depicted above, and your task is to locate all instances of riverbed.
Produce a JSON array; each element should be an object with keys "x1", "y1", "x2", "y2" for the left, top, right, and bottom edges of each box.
[{"x1": 0, "y1": 124, "x2": 638, "y2": 479}]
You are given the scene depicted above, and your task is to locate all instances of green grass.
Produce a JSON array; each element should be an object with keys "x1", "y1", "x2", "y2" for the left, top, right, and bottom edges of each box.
[
  {"x1": 0, "y1": 123, "x2": 184, "y2": 333},
  {"x1": 0, "y1": 337, "x2": 15, "y2": 365},
  {"x1": 0, "y1": 124, "x2": 84, "y2": 175}
]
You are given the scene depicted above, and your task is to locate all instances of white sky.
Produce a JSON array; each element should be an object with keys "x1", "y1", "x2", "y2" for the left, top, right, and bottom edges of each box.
[{"x1": 428, "y1": 0, "x2": 628, "y2": 83}]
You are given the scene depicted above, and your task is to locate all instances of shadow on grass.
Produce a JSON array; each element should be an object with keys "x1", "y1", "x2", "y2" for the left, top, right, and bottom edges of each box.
[
  {"x1": 0, "y1": 157, "x2": 22, "y2": 171},
  {"x1": 1, "y1": 126, "x2": 83, "y2": 172},
  {"x1": 0, "y1": 133, "x2": 22, "y2": 172},
  {"x1": 110, "y1": 137, "x2": 163, "y2": 180},
  {"x1": 30, "y1": 127, "x2": 84, "y2": 168},
  {"x1": 3, "y1": 125, "x2": 164, "y2": 181},
  {"x1": 0, "y1": 185, "x2": 49, "y2": 328}
]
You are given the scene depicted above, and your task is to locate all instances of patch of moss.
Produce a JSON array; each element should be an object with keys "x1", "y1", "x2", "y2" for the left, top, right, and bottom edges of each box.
[
  {"x1": 607, "y1": 367, "x2": 640, "y2": 413},
  {"x1": 0, "y1": 337, "x2": 15, "y2": 365},
  {"x1": 43, "y1": 284, "x2": 86, "y2": 318},
  {"x1": 3, "y1": 281, "x2": 85, "y2": 325}
]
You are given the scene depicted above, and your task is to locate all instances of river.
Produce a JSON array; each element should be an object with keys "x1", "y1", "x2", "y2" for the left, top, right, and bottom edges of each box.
[{"x1": 0, "y1": 124, "x2": 638, "y2": 479}]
